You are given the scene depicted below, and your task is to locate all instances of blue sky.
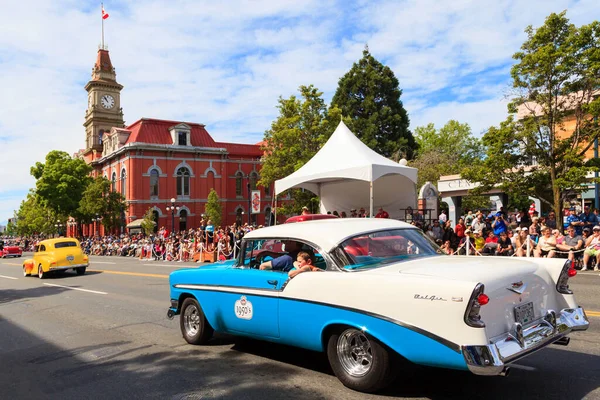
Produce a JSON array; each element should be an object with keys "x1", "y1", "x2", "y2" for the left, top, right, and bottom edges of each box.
[{"x1": 0, "y1": 0, "x2": 599, "y2": 225}]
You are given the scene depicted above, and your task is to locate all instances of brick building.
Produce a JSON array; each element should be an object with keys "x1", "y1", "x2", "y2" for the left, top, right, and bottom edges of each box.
[{"x1": 70, "y1": 48, "x2": 274, "y2": 236}]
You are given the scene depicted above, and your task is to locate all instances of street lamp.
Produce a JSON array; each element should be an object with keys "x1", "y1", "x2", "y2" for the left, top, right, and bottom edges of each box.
[
  {"x1": 92, "y1": 215, "x2": 103, "y2": 236},
  {"x1": 54, "y1": 220, "x2": 64, "y2": 237},
  {"x1": 166, "y1": 197, "x2": 180, "y2": 235}
]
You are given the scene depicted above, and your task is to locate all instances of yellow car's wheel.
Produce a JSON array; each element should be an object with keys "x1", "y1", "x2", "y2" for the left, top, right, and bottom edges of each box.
[
  {"x1": 38, "y1": 264, "x2": 47, "y2": 279},
  {"x1": 23, "y1": 266, "x2": 30, "y2": 277}
]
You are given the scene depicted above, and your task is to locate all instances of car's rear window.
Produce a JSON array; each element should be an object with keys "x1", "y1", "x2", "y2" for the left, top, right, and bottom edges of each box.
[{"x1": 54, "y1": 241, "x2": 78, "y2": 248}]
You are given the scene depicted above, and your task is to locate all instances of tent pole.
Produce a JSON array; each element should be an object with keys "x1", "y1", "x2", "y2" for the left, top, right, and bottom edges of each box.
[
  {"x1": 274, "y1": 195, "x2": 277, "y2": 225},
  {"x1": 369, "y1": 182, "x2": 374, "y2": 218}
]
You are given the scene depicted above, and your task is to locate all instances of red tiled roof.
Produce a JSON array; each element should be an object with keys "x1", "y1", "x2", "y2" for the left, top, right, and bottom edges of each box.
[
  {"x1": 95, "y1": 50, "x2": 114, "y2": 73},
  {"x1": 215, "y1": 142, "x2": 263, "y2": 157},
  {"x1": 125, "y1": 118, "x2": 218, "y2": 147}
]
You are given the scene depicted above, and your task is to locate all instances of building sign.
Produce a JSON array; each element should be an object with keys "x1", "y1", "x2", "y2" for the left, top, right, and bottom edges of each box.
[{"x1": 251, "y1": 190, "x2": 261, "y2": 214}]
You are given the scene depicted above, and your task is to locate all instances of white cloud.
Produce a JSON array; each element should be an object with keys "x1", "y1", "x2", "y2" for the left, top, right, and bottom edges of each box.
[{"x1": 0, "y1": 0, "x2": 599, "y2": 222}]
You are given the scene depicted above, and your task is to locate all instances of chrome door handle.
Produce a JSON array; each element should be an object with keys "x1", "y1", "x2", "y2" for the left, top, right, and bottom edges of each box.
[{"x1": 267, "y1": 280, "x2": 278, "y2": 286}]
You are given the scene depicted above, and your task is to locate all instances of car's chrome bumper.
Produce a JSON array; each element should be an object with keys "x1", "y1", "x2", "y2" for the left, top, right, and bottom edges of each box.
[
  {"x1": 462, "y1": 307, "x2": 589, "y2": 376},
  {"x1": 49, "y1": 263, "x2": 88, "y2": 271}
]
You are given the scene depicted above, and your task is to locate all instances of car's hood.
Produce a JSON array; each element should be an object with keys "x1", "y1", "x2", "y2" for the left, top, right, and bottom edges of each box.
[{"x1": 362, "y1": 255, "x2": 539, "y2": 282}]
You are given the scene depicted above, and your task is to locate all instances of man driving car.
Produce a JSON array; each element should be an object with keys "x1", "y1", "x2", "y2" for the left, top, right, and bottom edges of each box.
[{"x1": 259, "y1": 240, "x2": 302, "y2": 272}]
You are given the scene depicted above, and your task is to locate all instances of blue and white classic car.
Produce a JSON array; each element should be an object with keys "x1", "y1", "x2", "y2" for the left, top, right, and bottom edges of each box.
[{"x1": 168, "y1": 219, "x2": 589, "y2": 392}]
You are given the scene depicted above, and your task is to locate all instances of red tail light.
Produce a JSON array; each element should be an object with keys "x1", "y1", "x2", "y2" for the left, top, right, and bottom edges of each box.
[
  {"x1": 557, "y1": 261, "x2": 574, "y2": 294},
  {"x1": 477, "y1": 294, "x2": 490, "y2": 305},
  {"x1": 567, "y1": 268, "x2": 577, "y2": 278}
]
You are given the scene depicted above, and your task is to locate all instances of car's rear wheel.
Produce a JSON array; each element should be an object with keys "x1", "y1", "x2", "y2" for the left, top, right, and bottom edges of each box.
[
  {"x1": 23, "y1": 266, "x2": 30, "y2": 277},
  {"x1": 76, "y1": 267, "x2": 86, "y2": 275},
  {"x1": 180, "y1": 298, "x2": 213, "y2": 345},
  {"x1": 327, "y1": 327, "x2": 394, "y2": 393},
  {"x1": 38, "y1": 265, "x2": 47, "y2": 279}
]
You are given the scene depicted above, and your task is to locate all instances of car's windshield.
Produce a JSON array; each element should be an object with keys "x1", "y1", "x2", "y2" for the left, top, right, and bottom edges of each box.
[{"x1": 338, "y1": 228, "x2": 442, "y2": 271}]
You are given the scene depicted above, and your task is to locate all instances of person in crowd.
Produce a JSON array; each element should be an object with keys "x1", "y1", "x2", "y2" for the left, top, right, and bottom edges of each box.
[
  {"x1": 515, "y1": 226, "x2": 535, "y2": 257},
  {"x1": 442, "y1": 220, "x2": 457, "y2": 250},
  {"x1": 581, "y1": 205, "x2": 598, "y2": 231},
  {"x1": 375, "y1": 207, "x2": 389, "y2": 218},
  {"x1": 404, "y1": 206, "x2": 414, "y2": 223},
  {"x1": 440, "y1": 240, "x2": 453, "y2": 255},
  {"x1": 464, "y1": 210, "x2": 474, "y2": 227},
  {"x1": 534, "y1": 226, "x2": 557, "y2": 258},
  {"x1": 556, "y1": 227, "x2": 584, "y2": 263},
  {"x1": 582, "y1": 227, "x2": 592, "y2": 242},
  {"x1": 359, "y1": 207, "x2": 368, "y2": 218},
  {"x1": 350, "y1": 209, "x2": 358, "y2": 218},
  {"x1": 567, "y1": 207, "x2": 584, "y2": 236},
  {"x1": 529, "y1": 217, "x2": 541, "y2": 243},
  {"x1": 553, "y1": 229, "x2": 565, "y2": 246},
  {"x1": 492, "y1": 212, "x2": 508, "y2": 236},
  {"x1": 471, "y1": 213, "x2": 486, "y2": 235},
  {"x1": 205, "y1": 219, "x2": 215, "y2": 251},
  {"x1": 333, "y1": 210, "x2": 340, "y2": 217},
  {"x1": 546, "y1": 211, "x2": 558, "y2": 230},
  {"x1": 482, "y1": 231, "x2": 498, "y2": 255},
  {"x1": 519, "y1": 208, "x2": 532, "y2": 227},
  {"x1": 340, "y1": 211, "x2": 347, "y2": 218},
  {"x1": 582, "y1": 225, "x2": 600, "y2": 271},
  {"x1": 439, "y1": 210, "x2": 447, "y2": 224},
  {"x1": 455, "y1": 218, "x2": 466, "y2": 242},
  {"x1": 288, "y1": 251, "x2": 323, "y2": 278},
  {"x1": 301, "y1": 206, "x2": 310, "y2": 215},
  {"x1": 431, "y1": 220, "x2": 444, "y2": 242},
  {"x1": 472, "y1": 230, "x2": 486, "y2": 254},
  {"x1": 496, "y1": 231, "x2": 514, "y2": 256}
]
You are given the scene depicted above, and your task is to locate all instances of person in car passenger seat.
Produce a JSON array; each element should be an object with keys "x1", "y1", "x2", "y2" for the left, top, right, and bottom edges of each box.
[{"x1": 288, "y1": 251, "x2": 323, "y2": 278}]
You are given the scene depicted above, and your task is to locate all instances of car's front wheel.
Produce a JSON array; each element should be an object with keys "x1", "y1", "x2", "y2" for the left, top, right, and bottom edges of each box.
[
  {"x1": 327, "y1": 327, "x2": 395, "y2": 393},
  {"x1": 180, "y1": 298, "x2": 213, "y2": 345},
  {"x1": 76, "y1": 267, "x2": 86, "y2": 275},
  {"x1": 38, "y1": 265, "x2": 47, "y2": 279}
]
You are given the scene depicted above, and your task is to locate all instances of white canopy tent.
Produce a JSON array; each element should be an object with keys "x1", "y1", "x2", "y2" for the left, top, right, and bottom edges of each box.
[{"x1": 274, "y1": 121, "x2": 418, "y2": 219}]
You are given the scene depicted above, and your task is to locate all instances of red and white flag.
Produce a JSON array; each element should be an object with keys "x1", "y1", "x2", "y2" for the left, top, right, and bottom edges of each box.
[{"x1": 102, "y1": 6, "x2": 109, "y2": 20}]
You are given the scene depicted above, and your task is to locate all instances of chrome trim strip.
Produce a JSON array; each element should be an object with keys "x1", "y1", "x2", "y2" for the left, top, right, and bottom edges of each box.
[
  {"x1": 463, "y1": 307, "x2": 589, "y2": 376},
  {"x1": 49, "y1": 264, "x2": 88, "y2": 270},
  {"x1": 171, "y1": 282, "x2": 461, "y2": 352}
]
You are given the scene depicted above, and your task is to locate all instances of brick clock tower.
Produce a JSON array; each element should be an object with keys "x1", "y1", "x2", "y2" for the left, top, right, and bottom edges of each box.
[{"x1": 83, "y1": 49, "x2": 125, "y2": 159}]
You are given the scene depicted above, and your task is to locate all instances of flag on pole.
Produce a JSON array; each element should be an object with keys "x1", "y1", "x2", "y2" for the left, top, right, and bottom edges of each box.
[{"x1": 102, "y1": 6, "x2": 109, "y2": 19}]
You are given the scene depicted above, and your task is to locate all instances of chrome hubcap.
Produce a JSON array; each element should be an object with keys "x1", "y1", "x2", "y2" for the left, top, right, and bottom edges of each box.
[
  {"x1": 337, "y1": 329, "x2": 373, "y2": 377},
  {"x1": 38, "y1": 266, "x2": 43, "y2": 278},
  {"x1": 183, "y1": 304, "x2": 201, "y2": 337}
]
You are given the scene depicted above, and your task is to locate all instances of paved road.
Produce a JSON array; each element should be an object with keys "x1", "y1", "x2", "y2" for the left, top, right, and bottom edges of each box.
[{"x1": 1, "y1": 254, "x2": 599, "y2": 399}]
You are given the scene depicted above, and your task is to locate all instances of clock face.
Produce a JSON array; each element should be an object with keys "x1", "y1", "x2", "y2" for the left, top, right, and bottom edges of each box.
[{"x1": 101, "y1": 94, "x2": 115, "y2": 109}]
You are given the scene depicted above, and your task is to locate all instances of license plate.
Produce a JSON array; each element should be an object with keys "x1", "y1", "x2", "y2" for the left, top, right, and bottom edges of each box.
[
  {"x1": 66, "y1": 255, "x2": 74, "y2": 262},
  {"x1": 514, "y1": 302, "x2": 534, "y2": 325}
]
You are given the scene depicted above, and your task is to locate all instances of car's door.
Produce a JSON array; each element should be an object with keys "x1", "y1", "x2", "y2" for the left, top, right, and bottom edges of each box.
[{"x1": 216, "y1": 267, "x2": 286, "y2": 338}]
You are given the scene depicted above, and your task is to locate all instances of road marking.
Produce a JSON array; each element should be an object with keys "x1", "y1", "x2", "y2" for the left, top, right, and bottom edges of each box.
[
  {"x1": 1, "y1": 262, "x2": 22, "y2": 266},
  {"x1": 88, "y1": 269, "x2": 168, "y2": 279},
  {"x1": 587, "y1": 311, "x2": 600, "y2": 317},
  {"x1": 0, "y1": 275, "x2": 18, "y2": 280},
  {"x1": 43, "y1": 283, "x2": 107, "y2": 295},
  {"x1": 91, "y1": 261, "x2": 116, "y2": 264}
]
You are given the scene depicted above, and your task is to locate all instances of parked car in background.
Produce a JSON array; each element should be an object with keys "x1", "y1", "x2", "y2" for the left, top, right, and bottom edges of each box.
[
  {"x1": 167, "y1": 219, "x2": 589, "y2": 393},
  {"x1": 22, "y1": 238, "x2": 89, "y2": 278},
  {"x1": 1, "y1": 242, "x2": 22, "y2": 258}
]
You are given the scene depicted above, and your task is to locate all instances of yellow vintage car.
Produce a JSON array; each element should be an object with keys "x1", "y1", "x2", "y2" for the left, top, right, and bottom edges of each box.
[{"x1": 22, "y1": 238, "x2": 89, "y2": 279}]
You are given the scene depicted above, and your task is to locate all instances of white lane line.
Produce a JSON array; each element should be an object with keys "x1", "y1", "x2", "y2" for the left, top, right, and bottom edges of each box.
[
  {"x1": 43, "y1": 283, "x2": 107, "y2": 295},
  {"x1": 0, "y1": 275, "x2": 18, "y2": 280},
  {"x1": 143, "y1": 263, "x2": 188, "y2": 267},
  {"x1": 91, "y1": 261, "x2": 116, "y2": 264}
]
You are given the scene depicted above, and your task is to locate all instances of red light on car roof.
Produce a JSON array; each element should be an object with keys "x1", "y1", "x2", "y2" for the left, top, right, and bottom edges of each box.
[
  {"x1": 567, "y1": 268, "x2": 577, "y2": 278},
  {"x1": 477, "y1": 294, "x2": 489, "y2": 305}
]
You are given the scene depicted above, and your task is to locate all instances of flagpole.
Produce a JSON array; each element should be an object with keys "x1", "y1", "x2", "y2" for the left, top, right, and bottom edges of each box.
[{"x1": 101, "y1": 3, "x2": 105, "y2": 49}]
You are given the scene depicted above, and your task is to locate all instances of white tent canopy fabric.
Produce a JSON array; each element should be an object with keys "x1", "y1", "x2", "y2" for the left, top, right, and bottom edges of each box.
[{"x1": 274, "y1": 121, "x2": 417, "y2": 219}]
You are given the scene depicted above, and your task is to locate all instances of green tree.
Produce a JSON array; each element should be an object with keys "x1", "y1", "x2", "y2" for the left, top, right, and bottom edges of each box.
[
  {"x1": 16, "y1": 191, "x2": 59, "y2": 236},
  {"x1": 5, "y1": 218, "x2": 17, "y2": 236},
  {"x1": 78, "y1": 177, "x2": 126, "y2": 233},
  {"x1": 259, "y1": 85, "x2": 342, "y2": 216},
  {"x1": 141, "y1": 208, "x2": 157, "y2": 236},
  {"x1": 31, "y1": 150, "x2": 92, "y2": 217},
  {"x1": 462, "y1": 12, "x2": 600, "y2": 219},
  {"x1": 331, "y1": 46, "x2": 415, "y2": 159},
  {"x1": 205, "y1": 188, "x2": 222, "y2": 227},
  {"x1": 410, "y1": 120, "x2": 483, "y2": 188}
]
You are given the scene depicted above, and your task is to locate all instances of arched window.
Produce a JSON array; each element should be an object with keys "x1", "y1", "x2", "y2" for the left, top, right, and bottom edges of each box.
[
  {"x1": 176, "y1": 167, "x2": 190, "y2": 196},
  {"x1": 179, "y1": 210, "x2": 187, "y2": 231},
  {"x1": 264, "y1": 183, "x2": 270, "y2": 196},
  {"x1": 150, "y1": 169, "x2": 159, "y2": 196},
  {"x1": 120, "y1": 169, "x2": 126, "y2": 198},
  {"x1": 249, "y1": 172, "x2": 258, "y2": 191},
  {"x1": 236, "y1": 208, "x2": 243, "y2": 226},
  {"x1": 111, "y1": 172, "x2": 117, "y2": 192},
  {"x1": 98, "y1": 129, "x2": 104, "y2": 145},
  {"x1": 235, "y1": 172, "x2": 243, "y2": 196},
  {"x1": 265, "y1": 207, "x2": 272, "y2": 226}
]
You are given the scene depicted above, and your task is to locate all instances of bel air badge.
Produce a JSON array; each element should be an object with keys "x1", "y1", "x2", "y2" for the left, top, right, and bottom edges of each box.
[{"x1": 234, "y1": 296, "x2": 253, "y2": 320}]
